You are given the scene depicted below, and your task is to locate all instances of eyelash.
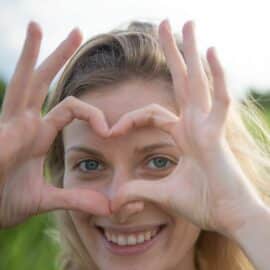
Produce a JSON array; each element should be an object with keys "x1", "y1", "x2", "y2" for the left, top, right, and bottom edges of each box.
[{"x1": 75, "y1": 156, "x2": 176, "y2": 173}]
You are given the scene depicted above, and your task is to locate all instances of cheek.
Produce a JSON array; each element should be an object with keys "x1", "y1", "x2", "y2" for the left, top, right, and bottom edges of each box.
[
  {"x1": 63, "y1": 176, "x2": 108, "y2": 223},
  {"x1": 67, "y1": 212, "x2": 100, "y2": 268},
  {"x1": 169, "y1": 218, "x2": 201, "y2": 258},
  {"x1": 63, "y1": 174, "x2": 107, "y2": 191}
]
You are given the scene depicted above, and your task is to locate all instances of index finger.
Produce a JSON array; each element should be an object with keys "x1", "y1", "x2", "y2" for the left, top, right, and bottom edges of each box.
[
  {"x1": 27, "y1": 27, "x2": 83, "y2": 111},
  {"x1": 182, "y1": 21, "x2": 211, "y2": 112},
  {"x1": 2, "y1": 21, "x2": 42, "y2": 118},
  {"x1": 158, "y1": 19, "x2": 189, "y2": 112}
]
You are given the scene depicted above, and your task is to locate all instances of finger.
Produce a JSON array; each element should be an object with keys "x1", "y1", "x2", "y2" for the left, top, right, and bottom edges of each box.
[
  {"x1": 43, "y1": 96, "x2": 110, "y2": 143},
  {"x1": 2, "y1": 21, "x2": 42, "y2": 117},
  {"x1": 110, "y1": 179, "x2": 169, "y2": 213},
  {"x1": 182, "y1": 20, "x2": 211, "y2": 112},
  {"x1": 117, "y1": 201, "x2": 145, "y2": 223},
  {"x1": 109, "y1": 104, "x2": 179, "y2": 136},
  {"x1": 158, "y1": 19, "x2": 188, "y2": 110},
  {"x1": 206, "y1": 47, "x2": 231, "y2": 127},
  {"x1": 27, "y1": 28, "x2": 83, "y2": 111},
  {"x1": 37, "y1": 184, "x2": 111, "y2": 216}
]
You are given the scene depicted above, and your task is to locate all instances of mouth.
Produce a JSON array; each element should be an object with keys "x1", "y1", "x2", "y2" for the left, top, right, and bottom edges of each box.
[{"x1": 95, "y1": 224, "x2": 168, "y2": 256}]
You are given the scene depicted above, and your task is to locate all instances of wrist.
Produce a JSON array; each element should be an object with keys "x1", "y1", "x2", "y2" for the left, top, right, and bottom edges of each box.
[
  {"x1": 226, "y1": 201, "x2": 270, "y2": 244},
  {"x1": 224, "y1": 203, "x2": 270, "y2": 270}
]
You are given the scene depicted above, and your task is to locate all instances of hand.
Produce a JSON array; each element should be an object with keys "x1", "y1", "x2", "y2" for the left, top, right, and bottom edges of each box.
[
  {"x1": 110, "y1": 20, "x2": 264, "y2": 236},
  {"x1": 0, "y1": 22, "x2": 111, "y2": 229}
]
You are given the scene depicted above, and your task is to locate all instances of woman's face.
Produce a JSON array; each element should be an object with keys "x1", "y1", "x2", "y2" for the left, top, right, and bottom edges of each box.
[{"x1": 63, "y1": 79, "x2": 201, "y2": 270}]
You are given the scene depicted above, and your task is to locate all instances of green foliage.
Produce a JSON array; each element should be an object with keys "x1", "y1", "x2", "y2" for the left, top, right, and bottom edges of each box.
[
  {"x1": 246, "y1": 88, "x2": 270, "y2": 108},
  {"x1": 244, "y1": 88, "x2": 270, "y2": 130},
  {"x1": 0, "y1": 214, "x2": 59, "y2": 270},
  {"x1": 0, "y1": 77, "x2": 6, "y2": 110}
]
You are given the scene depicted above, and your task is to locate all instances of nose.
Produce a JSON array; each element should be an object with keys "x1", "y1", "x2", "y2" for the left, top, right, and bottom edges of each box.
[
  {"x1": 104, "y1": 165, "x2": 135, "y2": 200},
  {"x1": 103, "y1": 170, "x2": 144, "y2": 223}
]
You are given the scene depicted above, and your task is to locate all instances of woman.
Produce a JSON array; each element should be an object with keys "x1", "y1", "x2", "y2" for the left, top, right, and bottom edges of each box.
[{"x1": 0, "y1": 18, "x2": 269, "y2": 270}]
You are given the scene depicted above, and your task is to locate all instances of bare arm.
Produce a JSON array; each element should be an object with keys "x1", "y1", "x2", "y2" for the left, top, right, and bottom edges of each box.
[{"x1": 228, "y1": 204, "x2": 270, "y2": 270}]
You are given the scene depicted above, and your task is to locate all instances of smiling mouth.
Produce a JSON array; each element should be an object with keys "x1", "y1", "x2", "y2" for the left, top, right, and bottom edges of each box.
[{"x1": 95, "y1": 224, "x2": 167, "y2": 247}]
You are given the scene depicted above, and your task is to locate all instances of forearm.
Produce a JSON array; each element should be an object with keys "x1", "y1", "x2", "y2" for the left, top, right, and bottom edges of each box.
[{"x1": 229, "y1": 203, "x2": 270, "y2": 270}]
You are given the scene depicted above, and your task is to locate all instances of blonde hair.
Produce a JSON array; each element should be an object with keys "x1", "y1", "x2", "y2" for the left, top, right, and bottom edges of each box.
[{"x1": 45, "y1": 19, "x2": 270, "y2": 270}]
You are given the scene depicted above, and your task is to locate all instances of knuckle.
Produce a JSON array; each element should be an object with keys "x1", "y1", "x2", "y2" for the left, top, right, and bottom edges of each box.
[
  {"x1": 121, "y1": 111, "x2": 132, "y2": 122},
  {"x1": 90, "y1": 105, "x2": 101, "y2": 115},
  {"x1": 64, "y1": 96, "x2": 77, "y2": 106},
  {"x1": 22, "y1": 110, "x2": 39, "y2": 126},
  {"x1": 130, "y1": 115, "x2": 138, "y2": 128},
  {"x1": 35, "y1": 66, "x2": 50, "y2": 85},
  {"x1": 146, "y1": 110, "x2": 155, "y2": 125},
  {"x1": 222, "y1": 95, "x2": 231, "y2": 107},
  {"x1": 149, "y1": 103, "x2": 161, "y2": 112}
]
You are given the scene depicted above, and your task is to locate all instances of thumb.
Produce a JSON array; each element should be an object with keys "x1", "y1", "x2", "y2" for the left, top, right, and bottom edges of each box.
[
  {"x1": 115, "y1": 201, "x2": 145, "y2": 223},
  {"x1": 38, "y1": 184, "x2": 111, "y2": 216},
  {"x1": 110, "y1": 179, "x2": 169, "y2": 213}
]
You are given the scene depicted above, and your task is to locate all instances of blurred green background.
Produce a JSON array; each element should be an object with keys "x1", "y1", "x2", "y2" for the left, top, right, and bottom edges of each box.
[{"x1": 0, "y1": 77, "x2": 269, "y2": 270}]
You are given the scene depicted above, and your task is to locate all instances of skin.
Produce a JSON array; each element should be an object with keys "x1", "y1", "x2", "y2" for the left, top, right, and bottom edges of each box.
[
  {"x1": 1, "y1": 17, "x2": 269, "y2": 270},
  {"x1": 63, "y1": 79, "x2": 201, "y2": 270},
  {"x1": 0, "y1": 21, "x2": 112, "y2": 228}
]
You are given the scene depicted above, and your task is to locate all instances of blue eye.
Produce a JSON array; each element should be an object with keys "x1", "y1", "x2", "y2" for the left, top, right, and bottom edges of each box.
[
  {"x1": 147, "y1": 157, "x2": 174, "y2": 169},
  {"x1": 77, "y1": 159, "x2": 103, "y2": 172}
]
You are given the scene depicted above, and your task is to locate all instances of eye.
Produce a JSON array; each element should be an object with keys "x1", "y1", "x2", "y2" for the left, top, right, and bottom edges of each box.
[
  {"x1": 147, "y1": 156, "x2": 175, "y2": 170},
  {"x1": 76, "y1": 159, "x2": 104, "y2": 173}
]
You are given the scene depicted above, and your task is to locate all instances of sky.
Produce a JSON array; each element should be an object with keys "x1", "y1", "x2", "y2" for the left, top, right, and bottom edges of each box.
[{"x1": 1, "y1": 0, "x2": 270, "y2": 100}]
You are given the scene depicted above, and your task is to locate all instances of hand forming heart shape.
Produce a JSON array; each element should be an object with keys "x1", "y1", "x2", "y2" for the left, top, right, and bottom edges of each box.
[
  {"x1": 0, "y1": 19, "x2": 263, "y2": 238},
  {"x1": 108, "y1": 20, "x2": 264, "y2": 237},
  {"x1": 0, "y1": 22, "x2": 113, "y2": 229}
]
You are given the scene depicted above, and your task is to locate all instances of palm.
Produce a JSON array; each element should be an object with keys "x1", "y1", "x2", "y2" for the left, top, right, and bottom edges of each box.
[
  {"x1": 0, "y1": 22, "x2": 111, "y2": 229},
  {"x1": 166, "y1": 108, "x2": 219, "y2": 227},
  {"x1": 2, "y1": 158, "x2": 44, "y2": 227}
]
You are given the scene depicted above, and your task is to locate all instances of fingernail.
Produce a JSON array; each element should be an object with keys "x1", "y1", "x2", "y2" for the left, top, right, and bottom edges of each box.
[
  {"x1": 27, "y1": 21, "x2": 37, "y2": 35},
  {"x1": 163, "y1": 18, "x2": 172, "y2": 33},
  {"x1": 211, "y1": 46, "x2": 217, "y2": 57},
  {"x1": 103, "y1": 130, "x2": 111, "y2": 138},
  {"x1": 110, "y1": 125, "x2": 119, "y2": 136},
  {"x1": 106, "y1": 130, "x2": 114, "y2": 138},
  {"x1": 69, "y1": 27, "x2": 79, "y2": 35},
  {"x1": 109, "y1": 128, "x2": 115, "y2": 136},
  {"x1": 27, "y1": 21, "x2": 33, "y2": 33},
  {"x1": 67, "y1": 27, "x2": 82, "y2": 41}
]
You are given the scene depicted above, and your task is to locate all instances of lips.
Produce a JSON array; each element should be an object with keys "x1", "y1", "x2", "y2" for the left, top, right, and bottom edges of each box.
[{"x1": 95, "y1": 223, "x2": 168, "y2": 253}]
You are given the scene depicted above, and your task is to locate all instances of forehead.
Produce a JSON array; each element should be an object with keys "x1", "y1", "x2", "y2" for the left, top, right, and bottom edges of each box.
[
  {"x1": 63, "y1": 79, "x2": 178, "y2": 148},
  {"x1": 77, "y1": 78, "x2": 178, "y2": 126}
]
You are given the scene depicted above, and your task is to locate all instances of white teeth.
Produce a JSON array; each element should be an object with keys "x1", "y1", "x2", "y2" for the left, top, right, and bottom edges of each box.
[
  {"x1": 145, "y1": 231, "x2": 151, "y2": 240},
  {"x1": 151, "y1": 229, "x2": 158, "y2": 237},
  {"x1": 112, "y1": 234, "x2": 117, "y2": 243},
  {"x1": 117, "y1": 235, "x2": 127, "y2": 246},
  {"x1": 127, "y1": 235, "x2": 137, "y2": 245},
  {"x1": 137, "y1": 233, "x2": 144, "y2": 243},
  {"x1": 102, "y1": 227, "x2": 163, "y2": 246}
]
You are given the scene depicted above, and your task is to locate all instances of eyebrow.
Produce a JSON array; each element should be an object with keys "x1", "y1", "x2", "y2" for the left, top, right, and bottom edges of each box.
[{"x1": 65, "y1": 142, "x2": 176, "y2": 158}]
